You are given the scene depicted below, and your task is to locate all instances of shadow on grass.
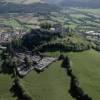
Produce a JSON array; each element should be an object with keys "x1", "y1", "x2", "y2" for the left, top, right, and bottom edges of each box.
[
  {"x1": 0, "y1": 63, "x2": 13, "y2": 75},
  {"x1": 10, "y1": 79, "x2": 32, "y2": 100},
  {"x1": 34, "y1": 68, "x2": 44, "y2": 74}
]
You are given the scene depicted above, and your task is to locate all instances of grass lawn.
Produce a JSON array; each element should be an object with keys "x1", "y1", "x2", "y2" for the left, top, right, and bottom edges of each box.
[
  {"x1": 21, "y1": 61, "x2": 73, "y2": 100},
  {"x1": 67, "y1": 50, "x2": 100, "y2": 100},
  {"x1": 0, "y1": 50, "x2": 100, "y2": 100},
  {"x1": 0, "y1": 74, "x2": 16, "y2": 100},
  {"x1": 3, "y1": 19, "x2": 21, "y2": 29},
  {"x1": 46, "y1": 49, "x2": 100, "y2": 100}
]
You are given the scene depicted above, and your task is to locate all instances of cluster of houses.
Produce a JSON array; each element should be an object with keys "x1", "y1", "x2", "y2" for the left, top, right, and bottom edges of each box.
[
  {"x1": 16, "y1": 53, "x2": 57, "y2": 76},
  {"x1": 0, "y1": 27, "x2": 26, "y2": 43},
  {"x1": 0, "y1": 32, "x2": 12, "y2": 43},
  {"x1": 85, "y1": 31, "x2": 100, "y2": 42}
]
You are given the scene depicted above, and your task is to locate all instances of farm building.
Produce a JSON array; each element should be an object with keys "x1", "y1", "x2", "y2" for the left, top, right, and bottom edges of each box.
[{"x1": 16, "y1": 53, "x2": 57, "y2": 76}]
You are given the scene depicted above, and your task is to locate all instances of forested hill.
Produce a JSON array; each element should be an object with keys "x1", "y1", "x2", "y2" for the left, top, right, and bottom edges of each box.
[{"x1": 0, "y1": 2, "x2": 59, "y2": 13}]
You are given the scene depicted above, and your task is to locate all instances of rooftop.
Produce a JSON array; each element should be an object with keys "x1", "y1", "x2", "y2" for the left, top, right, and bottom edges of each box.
[{"x1": 16, "y1": 53, "x2": 57, "y2": 76}]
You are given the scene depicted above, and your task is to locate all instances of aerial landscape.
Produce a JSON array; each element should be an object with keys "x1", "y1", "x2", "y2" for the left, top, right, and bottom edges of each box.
[{"x1": 0, "y1": 0, "x2": 100, "y2": 100}]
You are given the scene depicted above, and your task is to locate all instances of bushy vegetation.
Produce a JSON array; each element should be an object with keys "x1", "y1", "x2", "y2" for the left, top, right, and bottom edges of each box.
[
  {"x1": 13, "y1": 28, "x2": 97, "y2": 53},
  {"x1": 10, "y1": 79, "x2": 32, "y2": 100},
  {"x1": 92, "y1": 42, "x2": 100, "y2": 51},
  {"x1": 62, "y1": 56, "x2": 92, "y2": 100},
  {"x1": 36, "y1": 34, "x2": 91, "y2": 52},
  {"x1": 22, "y1": 29, "x2": 61, "y2": 49}
]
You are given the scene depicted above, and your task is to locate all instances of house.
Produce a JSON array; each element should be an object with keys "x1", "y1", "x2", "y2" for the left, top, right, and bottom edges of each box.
[
  {"x1": 34, "y1": 57, "x2": 57, "y2": 71},
  {"x1": 50, "y1": 28, "x2": 56, "y2": 31},
  {"x1": 16, "y1": 53, "x2": 57, "y2": 76}
]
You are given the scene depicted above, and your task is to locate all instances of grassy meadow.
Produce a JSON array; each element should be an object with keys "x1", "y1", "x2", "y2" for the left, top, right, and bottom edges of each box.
[
  {"x1": 0, "y1": 74, "x2": 16, "y2": 100},
  {"x1": 47, "y1": 50, "x2": 100, "y2": 100},
  {"x1": 21, "y1": 61, "x2": 73, "y2": 100},
  {"x1": 68, "y1": 50, "x2": 100, "y2": 100},
  {"x1": 19, "y1": 50, "x2": 100, "y2": 100},
  {"x1": 0, "y1": 49, "x2": 100, "y2": 100}
]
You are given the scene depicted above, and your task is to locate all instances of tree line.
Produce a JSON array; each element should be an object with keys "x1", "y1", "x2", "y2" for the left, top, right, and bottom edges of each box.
[{"x1": 59, "y1": 55, "x2": 92, "y2": 100}]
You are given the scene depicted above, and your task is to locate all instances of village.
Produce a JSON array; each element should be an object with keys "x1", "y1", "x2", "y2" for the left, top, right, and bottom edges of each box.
[
  {"x1": 0, "y1": 24, "x2": 60, "y2": 77},
  {"x1": 0, "y1": 22, "x2": 100, "y2": 77},
  {"x1": 85, "y1": 31, "x2": 100, "y2": 42},
  {"x1": 0, "y1": 27, "x2": 27, "y2": 43}
]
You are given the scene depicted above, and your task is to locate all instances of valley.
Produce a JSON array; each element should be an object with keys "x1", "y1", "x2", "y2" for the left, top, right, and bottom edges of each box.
[{"x1": 0, "y1": 1, "x2": 100, "y2": 100}]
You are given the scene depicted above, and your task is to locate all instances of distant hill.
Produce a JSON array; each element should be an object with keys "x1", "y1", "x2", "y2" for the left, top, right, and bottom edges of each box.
[
  {"x1": 0, "y1": 2, "x2": 59, "y2": 13},
  {"x1": 0, "y1": 0, "x2": 41, "y2": 4},
  {"x1": 0, "y1": 0, "x2": 100, "y2": 13},
  {"x1": 44, "y1": 0, "x2": 100, "y2": 8},
  {"x1": 61, "y1": 0, "x2": 100, "y2": 8}
]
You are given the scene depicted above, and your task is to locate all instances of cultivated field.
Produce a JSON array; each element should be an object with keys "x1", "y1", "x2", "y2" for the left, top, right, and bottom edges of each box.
[{"x1": 0, "y1": 8, "x2": 100, "y2": 32}]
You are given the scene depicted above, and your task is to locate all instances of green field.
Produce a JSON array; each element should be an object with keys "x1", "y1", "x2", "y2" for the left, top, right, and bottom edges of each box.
[
  {"x1": 74, "y1": 8, "x2": 100, "y2": 15},
  {"x1": 0, "y1": 8, "x2": 100, "y2": 32},
  {"x1": 48, "y1": 50, "x2": 100, "y2": 100},
  {"x1": 21, "y1": 61, "x2": 73, "y2": 100},
  {"x1": 68, "y1": 50, "x2": 100, "y2": 100},
  {"x1": 21, "y1": 50, "x2": 100, "y2": 100},
  {"x1": 0, "y1": 50, "x2": 100, "y2": 100},
  {"x1": 0, "y1": 74, "x2": 16, "y2": 100}
]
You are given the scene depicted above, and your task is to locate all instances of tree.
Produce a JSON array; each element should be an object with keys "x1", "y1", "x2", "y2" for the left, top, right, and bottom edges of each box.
[
  {"x1": 10, "y1": 79, "x2": 32, "y2": 100},
  {"x1": 12, "y1": 37, "x2": 23, "y2": 49},
  {"x1": 24, "y1": 56, "x2": 32, "y2": 68},
  {"x1": 58, "y1": 54, "x2": 65, "y2": 60},
  {"x1": 62, "y1": 56, "x2": 71, "y2": 68},
  {"x1": 40, "y1": 22, "x2": 52, "y2": 30}
]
